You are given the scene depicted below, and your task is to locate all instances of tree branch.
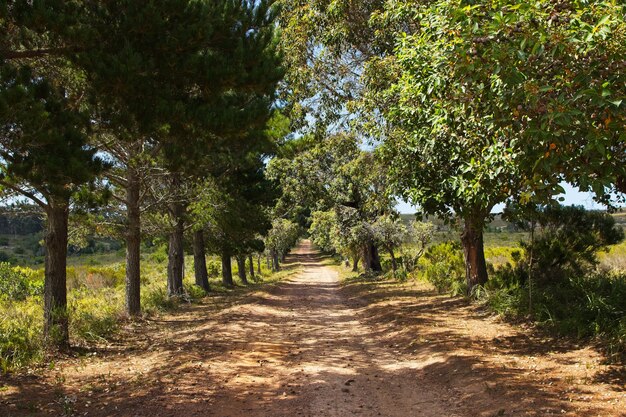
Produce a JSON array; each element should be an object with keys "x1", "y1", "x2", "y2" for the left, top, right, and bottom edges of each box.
[
  {"x1": 0, "y1": 180, "x2": 48, "y2": 209},
  {"x1": 2, "y1": 47, "x2": 81, "y2": 60}
]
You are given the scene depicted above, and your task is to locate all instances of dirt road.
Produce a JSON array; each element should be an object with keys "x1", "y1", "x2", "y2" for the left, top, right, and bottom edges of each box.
[{"x1": 1, "y1": 241, "x2": 624, "y2": 416}]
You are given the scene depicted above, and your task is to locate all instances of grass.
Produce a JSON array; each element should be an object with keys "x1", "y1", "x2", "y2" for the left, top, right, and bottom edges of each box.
[{"x1": 0, "y1": 249, "x2": 299, "y2": 373}]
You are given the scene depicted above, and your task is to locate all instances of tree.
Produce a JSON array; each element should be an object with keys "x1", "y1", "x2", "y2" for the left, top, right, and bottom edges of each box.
[
  {"x1": 309, "y1": 210, "x2": 337, "y2": 253},
  {"x1": 0, "y1": 64, "x2": 106, "y2": 349},
  {"x1": 190, "y1": 156, "x2": 276, "y2": 286},
  {"x1": 265, "y1": 219, "x2": 299, "y2": 271},
  {"x1": 268, "y1": 133, "x2": 395, "y2": 271},
  {"x1": 373, "y1": 215, "x2": 406, "y2": 273},
  {"x1": 278, "y1": 0, "x2": 626, "y2": 293}
]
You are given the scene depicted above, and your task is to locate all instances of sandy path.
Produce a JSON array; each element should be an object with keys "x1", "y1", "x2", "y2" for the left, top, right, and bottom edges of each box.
[
  {"x1": 1, "y1": 240, "x2": 624, "y2": 416},
  {"x1": 206, "y1": 241, "x2": 451, "y2": 417}
]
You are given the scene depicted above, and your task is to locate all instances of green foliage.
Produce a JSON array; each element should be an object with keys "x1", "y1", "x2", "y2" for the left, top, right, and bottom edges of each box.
[
  {"x1": 69, "y1": 289, "x2": 122, "y2": 343},
  {"x1": 141, "y1": 287, "x2": 179, "y2": 314},
  {"x1": 309, "y1": 210, "x2": 337, "y2": 253},
  {"x1": 515, "y1": 206, "x2": 624, "y2": 284},
  {"x1": 150, "y1": 244, "x2": 169, "y2": 264},
  {"x1": 207, "y1": 260, "x2": 221, "y2": 277},
  {"x1": 0, "y1": 263, "x2": 43, "y2": 300},
  {"x1": 420, "y1": 242, "x2": 466, "y2": 295},
  {"x1": 484, "y1": 269, "x2": 626, "y2": 361},
  {"x1": 373, "y1": 215, "x2": 405, "y2": 252},
  {"x1": 0, "y1": 297, "x2": 43, "y2": 373},
  {"x1": 265, "y1": 219, "x2": 300, "y2": 258}
]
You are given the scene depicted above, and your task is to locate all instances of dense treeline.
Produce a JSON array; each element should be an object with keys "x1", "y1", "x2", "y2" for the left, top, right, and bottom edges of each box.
[{"x1": 0, "y1": 0, "x2": 297, "y2": 350}]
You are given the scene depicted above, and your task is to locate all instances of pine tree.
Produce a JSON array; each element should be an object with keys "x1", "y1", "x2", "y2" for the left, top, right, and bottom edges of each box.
[{"x1": 0, "y1": 64, "x2": 106, "y2": 349}]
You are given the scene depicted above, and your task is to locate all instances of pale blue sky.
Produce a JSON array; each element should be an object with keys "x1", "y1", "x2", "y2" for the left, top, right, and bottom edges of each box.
[{"x1": 396, "y1": 183, "x2": 623, "y2": 214}]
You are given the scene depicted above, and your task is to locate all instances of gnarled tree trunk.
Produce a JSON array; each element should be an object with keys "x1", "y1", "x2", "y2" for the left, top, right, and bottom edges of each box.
[
  {"x1": 389, "y1": 247, "x2": 397, "y2": 272},
  {"x1": 44, "y1": 202, "x2": 70, "y2": 350},
  {"x1": 461, "y1": 216, "x2": 488, "y2": 295},
  {"x1": 272, "y1": 250, "x2": 280, "y2": 272},
  {"x1": 193, "y1": 230, "x2": 209, "y2": 291},
  {"x1": 351, "y1": 253, "x2": 359, "y2": 272},
  {"x1": 362, "y1": 244, "x2": 382, "y2": 272}
]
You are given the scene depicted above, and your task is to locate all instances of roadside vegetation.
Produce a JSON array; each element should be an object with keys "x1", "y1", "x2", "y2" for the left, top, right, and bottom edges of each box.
[{"x1": 2, "y1": 0, "x2": 626, "y2": 390}]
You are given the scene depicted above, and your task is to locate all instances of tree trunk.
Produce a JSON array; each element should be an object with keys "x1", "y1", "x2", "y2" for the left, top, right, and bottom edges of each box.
[
  {"x1": 222, "y1": 251, "x2": 233, "y2": 286},
  {"x1": 125, "y1": 167, "x2": 141, "y2": 316},
  {"x1": 352, "y1": 253, "x2": 359, "y2": 272},
  {"x1": 167, "y1": 202, "x2": 185, "y2": 296},
  {"x1": 370, "y1": 244, "x2": 382, "y2": 272},
  {"x1": 389, "y1": 247, "x2": 397, "y2": 272},
  {"x1": 44, "y1": 203, "x2": 70, "y2": 350},
  {"x1": 257, "y1": 256, "x2": 261, "y2": 275},
  {"x1": 461, "y1": 217, "x2": 489, "y2": 295},
  {"x1": 193, "y1": 230, "x2": 209, "y2": 291},
  {"x1": 248, "y1": 255, "x2": 255, "y2": 280},
  {"x1": 362, "y1": 244, "x2": 382, "y2": 272},
  {"x1": 272, "y1": 250, "x2": 280, "y2": 272},
  {"x1": 237, "y1": 255, "x2": 248, "y2": 285}
]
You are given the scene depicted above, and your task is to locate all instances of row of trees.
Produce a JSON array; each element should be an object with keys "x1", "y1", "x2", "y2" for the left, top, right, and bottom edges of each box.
[
  {"x1": 268, "y1": 132, "x2": 435, "y2": 273},
  {"x1": 278, "y1": 0, "x2": 626, "y2": 292},
  {"x1": 0, "y1": 1, "x2": 295, "y2": 349}
]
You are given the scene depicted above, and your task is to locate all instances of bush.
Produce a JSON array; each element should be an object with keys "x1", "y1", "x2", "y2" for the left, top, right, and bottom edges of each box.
[
  {"x1": 420, "y1": 242, "x2": 466, "y2": 295},
  {"x1": 0, "y1": 298, "x2": 43, "y2": 372},
  {"x1": 0, "y1": 263, "x2": 42, "y2": 300},
  {"x1": 150, "y1": 244, "x2": 168, "y2": 264},
  {"x1": 520, "y1": 206, "x2": 624, "y2": 284},
  {"x1": 69, "y1": 289, "x2": 122, "y2": 343},
  {"x1": 486, "y1": 265, "x2": 626, "y2": 361},
  {"x1": 84, "y1": 265, "x2": 125, "y2": 289},
  {"x1": 142, "y1": 287, "x2": 178, "y2": 313},
  {"x1": 207, "y1": 260, "x2": 221, "y2": 277}
]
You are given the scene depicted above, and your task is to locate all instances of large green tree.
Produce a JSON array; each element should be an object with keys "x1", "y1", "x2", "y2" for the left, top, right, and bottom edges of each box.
[
  {"x1": 278, "y1": 0, "x2": 626, "y2": 292},
  {"x1": 0, "y1": 64, "x2": 105, "y2": 349}
]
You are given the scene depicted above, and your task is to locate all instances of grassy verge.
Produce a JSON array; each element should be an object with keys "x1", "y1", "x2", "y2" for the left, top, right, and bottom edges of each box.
[{"x1": 0, "y1": 252, "x2": 301, "y2": 373}]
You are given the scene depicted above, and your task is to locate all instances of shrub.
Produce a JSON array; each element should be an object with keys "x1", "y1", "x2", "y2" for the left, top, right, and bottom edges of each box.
[
  {"x1": 207, "y1": 260, "x2": 221, "y2": 277},
  {"x1": 420, "y1": 242, "x2": 466, "y2": 295},
  {"x1": 0, "y1": 262, "x2": 34, "y2": 300},
  {"x1": 84, "y1": 265, "x2": 125, "y2": 289},
  {"x1": 520, "y1": 206, "x2": 624, "y2": 284},
  {"x1": 0, "y1": 297, "x2": 43, "y2": 372},
  {"x1": 142, "y1": 287, "x2": 178, "y2": 313},
  {"x1": 69, "y1": 289, "x2": 122, "y2": 343},
  {"x1": 150, "y1": 244, "x2": 168, "y2": 264},
  {"x1": 486, "y1": 266, "x2": 626, "y2": 361}
]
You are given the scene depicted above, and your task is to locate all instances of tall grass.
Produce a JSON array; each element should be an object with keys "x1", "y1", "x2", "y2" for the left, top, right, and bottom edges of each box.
[{"x1": 0, "y1": 251, "x2": 291, "y2": 372}]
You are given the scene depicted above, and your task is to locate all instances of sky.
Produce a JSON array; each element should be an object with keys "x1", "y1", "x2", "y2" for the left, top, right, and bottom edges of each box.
[{"x1": 396, "y1": 182, "x2": 624, "y2": 214}]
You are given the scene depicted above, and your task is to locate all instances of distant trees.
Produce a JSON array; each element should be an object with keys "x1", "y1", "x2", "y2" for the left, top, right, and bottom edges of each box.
[
  {"x1": 265, "y1": 219, "x2": 299, "y2": 271},
  {"x1": 373, "y1": 216, "x2": 406, "y2": 273},
  {"x1": 268, "y1": 133, "x2": 398, "y2": 272}
]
